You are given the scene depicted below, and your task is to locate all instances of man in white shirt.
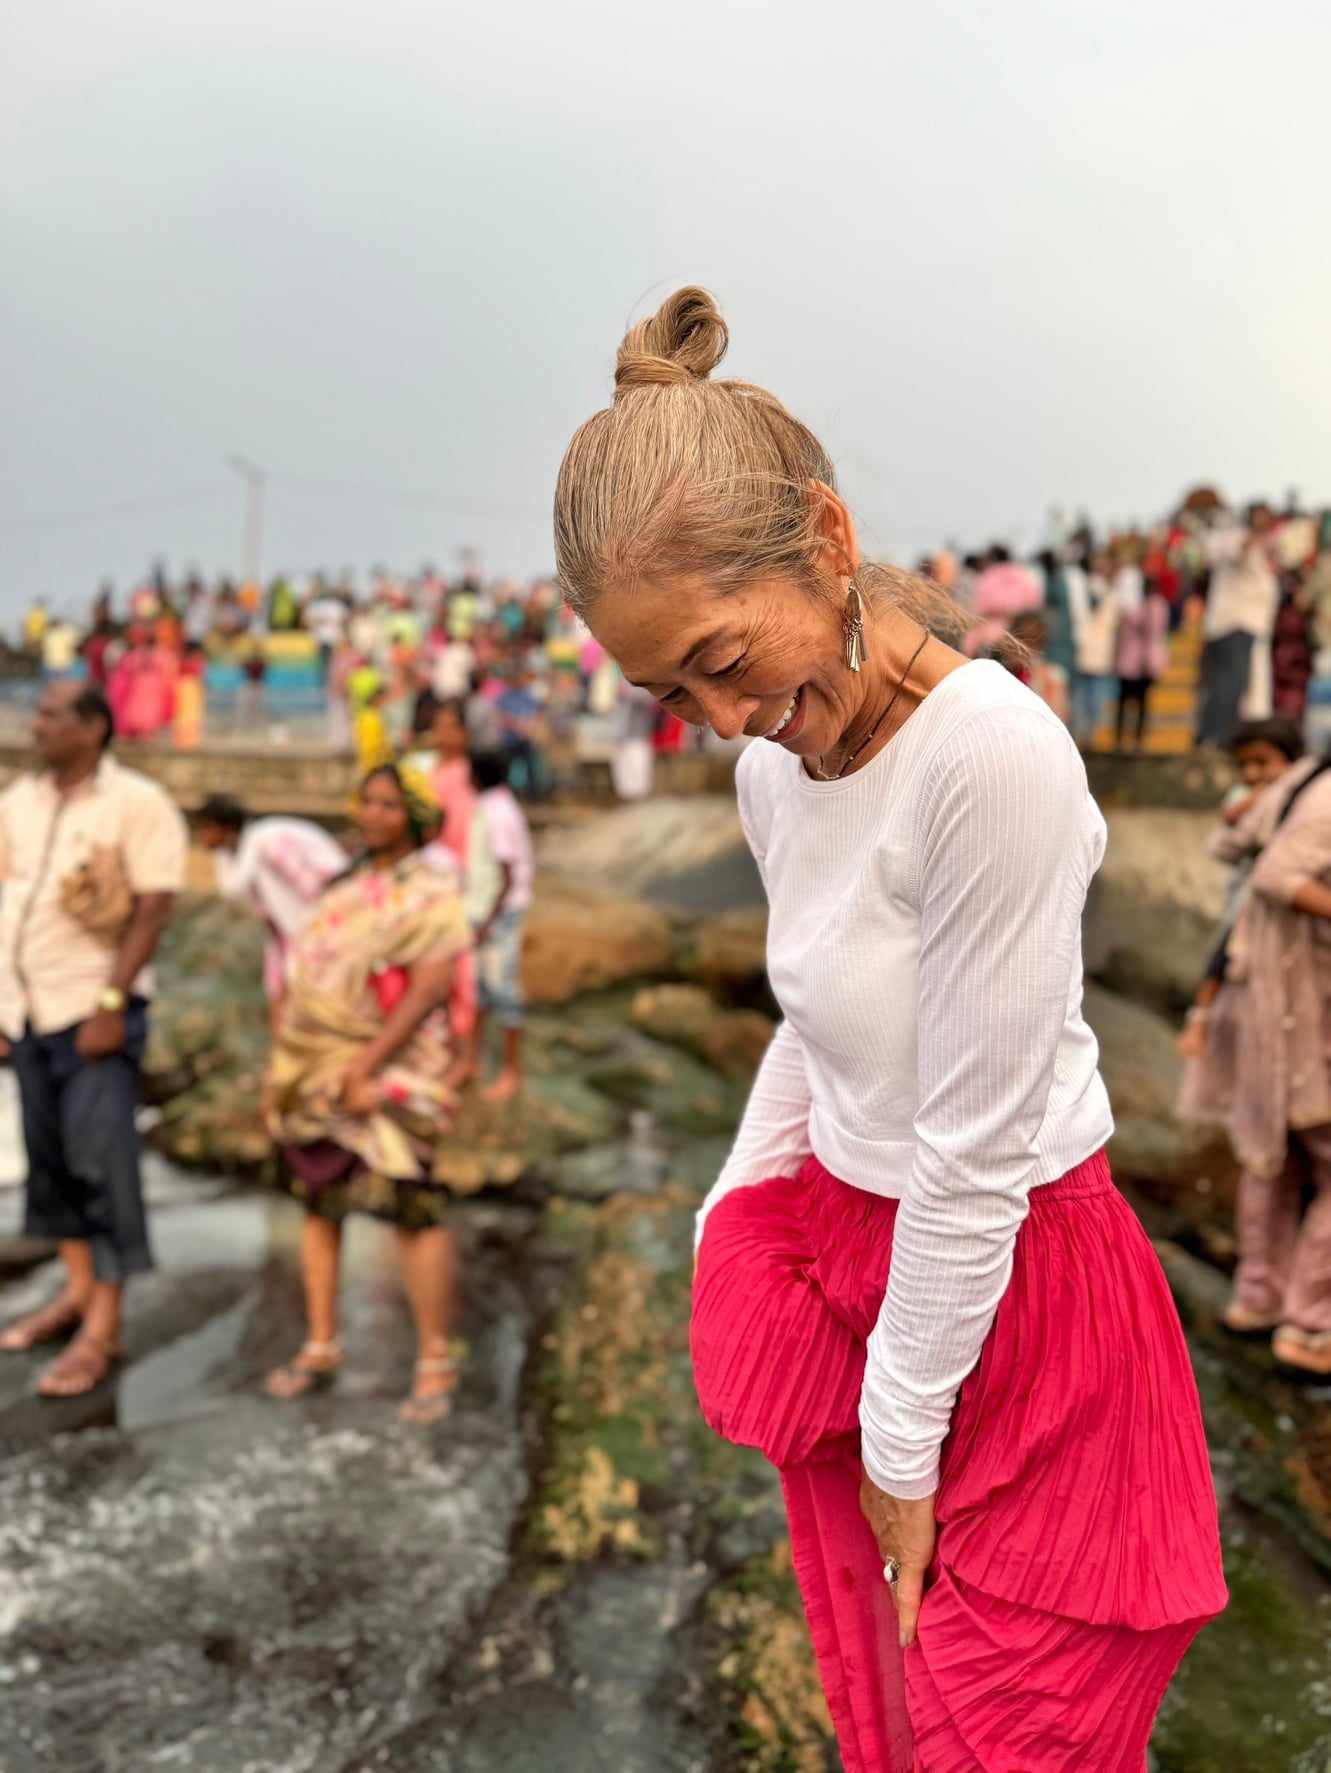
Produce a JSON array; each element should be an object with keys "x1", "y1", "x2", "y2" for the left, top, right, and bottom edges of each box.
[
  {"x1": 195, "y1": 796, "x2": 346, "y2": 1006},
  {"x1": 303, "y1": 592, "x2": 349, "y2": 681},
  {"x1": 0, "y1": 682, "x2": 187, "y2": 1395},
  {"x1": 1197, "y1": 506, "x2": 1279, "y2": 745}
]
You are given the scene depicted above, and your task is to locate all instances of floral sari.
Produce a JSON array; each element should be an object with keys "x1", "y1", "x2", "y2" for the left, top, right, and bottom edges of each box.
[{"x1": 266, "y1": 851, "x2": 470, "y2": 1219}]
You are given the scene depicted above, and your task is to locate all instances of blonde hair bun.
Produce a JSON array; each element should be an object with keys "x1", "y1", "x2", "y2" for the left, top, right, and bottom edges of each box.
[
  {"x1": 556, "y1": 283, "x2": 973, "y2": 657},
  {"x1": 614, "y1": 286, "x2": 729, "y2": 395}
]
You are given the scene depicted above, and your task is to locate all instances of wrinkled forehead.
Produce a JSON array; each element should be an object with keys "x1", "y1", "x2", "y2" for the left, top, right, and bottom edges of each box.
[{"x1": 587, "y1": 576, "x2": 736, "y2": 684}]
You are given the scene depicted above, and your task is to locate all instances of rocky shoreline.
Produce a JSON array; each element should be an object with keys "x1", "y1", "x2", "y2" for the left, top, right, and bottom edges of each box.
[{"x1": 2, "y1": 797, "x2": 1329, "y2": 1768}]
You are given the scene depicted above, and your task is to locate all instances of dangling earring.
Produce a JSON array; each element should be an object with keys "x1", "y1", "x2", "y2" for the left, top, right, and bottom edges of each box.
[{"x1": 843, "y1": 583, "x2": 868, "y2": 673}]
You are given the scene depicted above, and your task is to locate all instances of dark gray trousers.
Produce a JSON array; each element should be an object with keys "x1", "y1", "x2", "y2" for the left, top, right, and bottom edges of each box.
[
  {"x1": 1195, "y1": 629, "x2": 1255, "y2": 747},
  {"x1": 11, "y1": 1000, "x2": 153, "y2": 1284}
]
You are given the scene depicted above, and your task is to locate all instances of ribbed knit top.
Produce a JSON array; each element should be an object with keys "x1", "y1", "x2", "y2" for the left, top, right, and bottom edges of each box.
[{"x1": 697, "y1": 661, "x2": 1114, "y2": 1497}]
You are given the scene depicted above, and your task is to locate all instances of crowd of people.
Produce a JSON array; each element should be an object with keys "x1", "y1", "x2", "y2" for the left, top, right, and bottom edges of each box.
[
  {"x1": 913, "y1": 489, "x2": 1331, "y2": 751},
  {"x1": 13, "y1": 566, "x2": 698, "y2": 798},
  {"x1": 0, "y1": 678, "x2": 533, "y2": 1417},
  {"x1": 12, "y1": 488, "x2": 1331, "y2": 788}
]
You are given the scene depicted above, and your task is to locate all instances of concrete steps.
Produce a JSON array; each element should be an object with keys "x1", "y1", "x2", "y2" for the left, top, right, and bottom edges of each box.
[{"x1": 1091, "y1": 615, "x2": 1201, "y2": 755}]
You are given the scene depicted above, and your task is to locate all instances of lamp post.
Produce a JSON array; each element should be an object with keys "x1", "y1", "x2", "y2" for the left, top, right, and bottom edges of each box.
[{"x1": 227, "y1": 455, "x2": 267, "y2": 589}]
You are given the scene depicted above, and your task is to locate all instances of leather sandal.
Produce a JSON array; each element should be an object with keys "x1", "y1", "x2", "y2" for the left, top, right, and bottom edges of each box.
[
  {"x1": 264, "y1": 1339, "x2": 345, "y2": 1400},
  {"x1": 1273, "y1": 1326, "x2": 1331, "y2": 1376},
  {"x1": 36, "y1": 1331, "x2": 123, "y2": 1398},
  {"x1": 399, "y1": 1345, "x2": 461, "y2": 1424}
]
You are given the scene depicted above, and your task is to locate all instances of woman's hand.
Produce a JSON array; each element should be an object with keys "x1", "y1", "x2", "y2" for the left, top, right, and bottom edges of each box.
[
  {"x1": 341, "y1": 1059, "x2": 379, "y2": 1117},
  {"x1": 858, "y1": 1473, "x2": 936, "y2": 1647}
]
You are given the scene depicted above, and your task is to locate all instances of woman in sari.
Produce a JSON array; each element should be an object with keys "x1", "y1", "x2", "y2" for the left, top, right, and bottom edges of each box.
[{"x1": 262, "y1": 762, "x2": 472, "y2": 1420}]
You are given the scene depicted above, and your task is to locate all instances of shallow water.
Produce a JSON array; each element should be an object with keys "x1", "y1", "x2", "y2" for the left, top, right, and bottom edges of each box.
[{"x1": 0, "y1": 1151, "x2": 536, "y2": 1771}]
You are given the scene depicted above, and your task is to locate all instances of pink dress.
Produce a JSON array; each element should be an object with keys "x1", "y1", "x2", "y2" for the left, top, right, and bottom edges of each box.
[
  {"x1": 691, "y1": 1150, "x2": 1226, "y2": 1770},
  {"x1": 110, "y1": 646, "x2": 177, "y2": 739},
  {"x1": 1115, "y1": 594, "x2": 1170, "y2": 682}
]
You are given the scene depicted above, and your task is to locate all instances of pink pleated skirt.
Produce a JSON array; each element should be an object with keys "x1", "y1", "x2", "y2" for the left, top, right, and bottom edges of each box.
[{"x1": 690, "y1": 1151, "x2": 1227, "y2": 1771}]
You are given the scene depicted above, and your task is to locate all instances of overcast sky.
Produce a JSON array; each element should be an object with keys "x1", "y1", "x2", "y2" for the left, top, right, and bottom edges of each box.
[{"x1": 4, "y1": 0, "x2": 1328, "y2": 618}]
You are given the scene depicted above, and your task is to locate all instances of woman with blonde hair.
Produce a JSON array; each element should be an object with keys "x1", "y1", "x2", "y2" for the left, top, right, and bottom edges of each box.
[{"x1": 553, "y1": 288, "x2": 1225, "y2": 1769}]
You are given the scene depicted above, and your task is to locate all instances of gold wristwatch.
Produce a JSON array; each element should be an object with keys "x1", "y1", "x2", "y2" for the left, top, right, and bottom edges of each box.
[{"x1": 97, "y1": 987, "x2": 127, "y2": 1014}]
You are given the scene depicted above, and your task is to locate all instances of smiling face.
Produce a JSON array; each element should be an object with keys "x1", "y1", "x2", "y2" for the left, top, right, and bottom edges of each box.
[
  {"x1": 588, "y1": 569, "x2": 874, "y2": 760},
  {"x1": 583, "y1": 483, "x2": 883, "y2": 763}
]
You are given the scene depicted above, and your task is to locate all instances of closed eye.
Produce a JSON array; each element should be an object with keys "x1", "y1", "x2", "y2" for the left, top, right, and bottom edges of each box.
[{"x1": 656, "y1": 653, "x2": 745, "y2": 705}]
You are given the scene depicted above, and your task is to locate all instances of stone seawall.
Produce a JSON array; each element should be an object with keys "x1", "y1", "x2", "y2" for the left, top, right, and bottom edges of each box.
[
  {"x1": 0, "y1": 736, "x2": 1236, "y2": 820},
  {"x1": 0, "y1": 741, "x2": 741, "y2": 818}
]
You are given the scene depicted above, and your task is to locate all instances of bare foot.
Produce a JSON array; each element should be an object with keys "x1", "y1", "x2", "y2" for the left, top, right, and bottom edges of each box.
[
  {"x1": 0, "y1": 1292, "x2": 87, "y2": 1353},
  {"x1": 482, "y1": 1068, "x2": 522, "y2": 1105},
  {"x1": 265, "y1": 1340, "x2": 344, "y2": 1400},
  {"x1": 398, "y1": 1346, "x2": 460, "y2": 1424},
  {"x1": 37, "y1": 1332, "x2": 121, "y2": 1398}
]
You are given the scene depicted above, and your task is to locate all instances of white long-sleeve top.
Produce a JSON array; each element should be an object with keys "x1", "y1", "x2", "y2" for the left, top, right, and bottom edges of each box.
[{"x1": 697, "y1": 661, "x2": 1114, "y2": 1499}]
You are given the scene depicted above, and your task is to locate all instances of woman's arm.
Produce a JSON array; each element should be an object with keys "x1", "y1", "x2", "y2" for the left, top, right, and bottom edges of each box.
[
  {"x1": 1249, "y1": 787, "x2": 1331, "y2": 917},
  {"x1": 694, "y1": 1019, "x2": 813, "y2": 1248},
  {"x1": 1208, "y1": 787, "x2": 1270, "y2": 864},
  {"x1": 1291, "y1": 881, "x2": 1331, "y2": 920},
  {"x1": 344, "y1": 954, "x2": 455, "y2": 1107},
  {"x1": 860, "y1": 707, "x2": 1092, "y2": 1501}
]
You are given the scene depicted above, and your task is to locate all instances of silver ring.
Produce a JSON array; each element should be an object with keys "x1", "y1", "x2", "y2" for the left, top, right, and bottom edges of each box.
[{"x1": 883, "y1": 1557, "x2": 900, "y2": 1587}]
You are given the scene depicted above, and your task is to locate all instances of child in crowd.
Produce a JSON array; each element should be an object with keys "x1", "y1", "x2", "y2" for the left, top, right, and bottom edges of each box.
[
  {"x1": 469, "y1": 750, "x2": 533, "y2": 1102},
  {"x1": 1178, "y1": 718, "x2": 1305, "y2": 1059}
]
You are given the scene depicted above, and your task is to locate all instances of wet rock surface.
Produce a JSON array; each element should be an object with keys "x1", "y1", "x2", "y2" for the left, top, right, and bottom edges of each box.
[{"x1": 4, "y1": 817, "x2": 1331, "y2": 1769}]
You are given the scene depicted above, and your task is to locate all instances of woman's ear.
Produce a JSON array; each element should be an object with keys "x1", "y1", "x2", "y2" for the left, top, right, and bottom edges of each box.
[{"x1": 809, "y1": 480, "x2": 861, "y2": 579}]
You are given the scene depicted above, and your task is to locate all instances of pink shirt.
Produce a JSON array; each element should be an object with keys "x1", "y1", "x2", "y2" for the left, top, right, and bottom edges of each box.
[
  {"x1": 1114, "y1": 594, "x2": 1169, "y2": 681},
  {"x1": 430, "y1": 758, "x2": 477, "y2": 864},
  {"x1": 479, "y1": 786, "x2": 533, "y2": 913}
]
